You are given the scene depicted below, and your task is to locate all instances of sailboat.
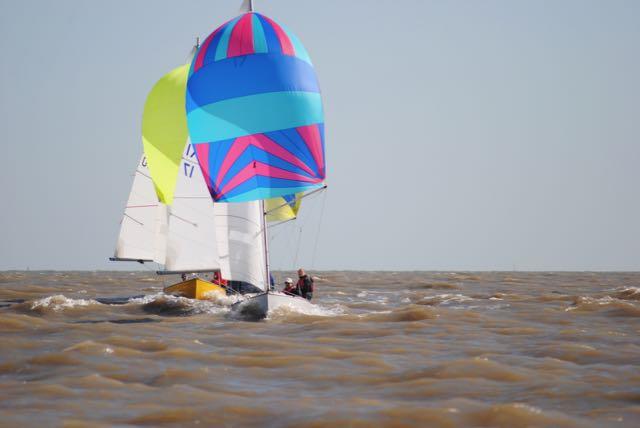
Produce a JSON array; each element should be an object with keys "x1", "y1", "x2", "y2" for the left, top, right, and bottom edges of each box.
[
  {"x1": 112, "y1": 148, "x2": 228, "y2": 299},
  {"x1": 185, "y1": 1, "x2": 326, "y2": 316},
  {"x1": 112, "y1": 0, "x2": 326, "y2": 317},
  {"x1": 112, "y1": 60, "x2": 233, "y2": 299}
]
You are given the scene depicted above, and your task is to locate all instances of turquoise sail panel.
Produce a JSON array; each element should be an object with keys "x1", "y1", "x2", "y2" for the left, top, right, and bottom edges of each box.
[{"x1": 187, "y1": 12, "x2": 326, "y2": 202}]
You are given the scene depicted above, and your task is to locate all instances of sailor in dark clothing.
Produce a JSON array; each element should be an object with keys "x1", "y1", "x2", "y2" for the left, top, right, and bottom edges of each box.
[{"x1": 296, "y1": 268, "x2": 314, "y2": 301}]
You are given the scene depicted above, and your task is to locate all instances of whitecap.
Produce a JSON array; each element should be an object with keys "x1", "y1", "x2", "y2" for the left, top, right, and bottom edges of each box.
[
  {"x1": 127, "y1": 292, "x2": 230, "y2": 316},
  {"x1": 266, "y1": 302, "x2": 347, "y2": 319},
  {"x1": 30, "y1": 295, "x2": 99, "y2": 311}
]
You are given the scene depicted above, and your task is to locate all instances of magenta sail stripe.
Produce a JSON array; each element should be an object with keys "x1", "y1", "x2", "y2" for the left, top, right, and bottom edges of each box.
[
  {"x1": 227, "y1": 13, "x2": 254, "y2": 57},
  {"x1": 259, "y1": 14, "x2": 295, "y2": 55},
  {"x1": 219, "y1": 162, "x2": 316, "y2": 197},
  {"x1": 297, "y1": 125, "x2": 324, "y2": 176},
  {"x1": 194, "y1": 144, "x2": 213, "y2": 193},
  {"x1": 194, "y1": 20, "x2": 228, "y2": 72},
  {"x1": 216, "y1": 133, "x2": 316, "y2": 189},
  {"x1": 252, "y1": 134, "x2": 316, "y2": 177},
  {"x1": 215, "y1": 138, "x2": 251, "y2": 191},
  {"x1": 194, "y1": 31, "x2": 216, "y2": 72}
]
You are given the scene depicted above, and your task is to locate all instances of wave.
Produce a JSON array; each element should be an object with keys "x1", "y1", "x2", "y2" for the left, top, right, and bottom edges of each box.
[
  {"x1": 202, "y1": 289, "x2": 244, "y2": 306},
  {"x1": 415, "y1": 293, "x2": 473, "y2": 306},
  {"x1": 14, "y1": 291, "x2": 244, "y2": 317},
  {"x1": 128, "y1": 293, "x2": 230, "y2": 317},
  {"x1": 610, "y1": 286, "x2": 640, "y2": 301},
  {"x1": 24, "y1": 295, "x2": 100, "y2": 314},
  {"x1": 389, "y1": 357, "x2": 529, "y2": 383},
  {"x1": 566, "y1": 296, "x2": 639, "y2": 317},
  {"x1": 267, "y1": 303, "x2": 346, "y2": 319},
  {"x1": 410, "y1": 281, "x2": 461, "y2": 290},
  {"x1": 359, "y1": 305, "x2": 437, "y2": 322}
]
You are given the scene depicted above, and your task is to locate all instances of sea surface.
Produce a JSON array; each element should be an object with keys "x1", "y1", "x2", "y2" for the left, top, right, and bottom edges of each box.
[{"x1": 0, "y1": 271, "x2": 639, "y2": 427}]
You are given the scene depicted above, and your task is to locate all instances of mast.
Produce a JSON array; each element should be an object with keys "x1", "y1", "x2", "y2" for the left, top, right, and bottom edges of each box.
[{"x1": 261, "y1": 199, "x2": 271, "y2": 293}]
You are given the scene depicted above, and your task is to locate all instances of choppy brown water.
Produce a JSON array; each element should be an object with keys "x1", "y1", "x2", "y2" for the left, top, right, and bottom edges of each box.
[{"x1": 1, "y1": 271, "x2": 639, "y2": 427}]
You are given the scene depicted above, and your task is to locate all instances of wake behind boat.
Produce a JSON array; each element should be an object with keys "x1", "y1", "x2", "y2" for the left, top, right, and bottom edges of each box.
[{"x1": 232, "y1": 291, "x2": 317, "y2": 320}]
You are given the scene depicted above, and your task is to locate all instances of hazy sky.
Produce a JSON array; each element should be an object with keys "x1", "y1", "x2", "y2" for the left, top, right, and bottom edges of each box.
[{"x1": 1, "y1": 0, "x2": 638, "y2": 271}]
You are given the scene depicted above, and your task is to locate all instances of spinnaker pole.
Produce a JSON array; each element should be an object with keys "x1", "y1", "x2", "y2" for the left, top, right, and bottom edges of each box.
[{"x1": 264, "y1": 185, "x2": 328, "y2": 216}]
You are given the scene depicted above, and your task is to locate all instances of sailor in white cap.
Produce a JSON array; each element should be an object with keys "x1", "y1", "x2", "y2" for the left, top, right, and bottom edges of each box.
[{"x1": 282, "y1": 277, "x2": 298, "y2": 295}]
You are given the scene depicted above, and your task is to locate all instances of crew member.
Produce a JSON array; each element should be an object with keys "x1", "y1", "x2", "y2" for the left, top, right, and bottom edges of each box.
[
  {"x1": 212, "y1": 271, "x2": 228, "y2": 287},
  {"x1": 296, "y1": 268, "x2": 314, "y2": 301},
  {"x1": 282, "y1": 278, "x2": 297, "y2": 295}
]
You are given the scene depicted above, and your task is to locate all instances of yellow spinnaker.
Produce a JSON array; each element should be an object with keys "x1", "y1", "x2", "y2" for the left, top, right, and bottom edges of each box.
[
  {"x1": 142, "y1": 64, "x2": 189, "y2": 204},
  {"x1": 265, "y1": 193, "x2": 302, "y2": 222}
]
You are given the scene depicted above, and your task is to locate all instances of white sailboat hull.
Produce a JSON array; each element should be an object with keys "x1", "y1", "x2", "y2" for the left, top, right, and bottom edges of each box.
[{"x1": 232, "y1": 291, "x2": 316, "y2": 319}]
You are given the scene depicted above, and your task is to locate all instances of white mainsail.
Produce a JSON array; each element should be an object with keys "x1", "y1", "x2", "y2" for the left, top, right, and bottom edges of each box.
[
  {"x1": 216, "y1": 201, "x2": 267, "y2": 291},
  {"x1": 163, "y1": 143, "x2": 221, "y2": 272},
  {"x1": 114, "y1": 156, "x2": 168, "y2": 263},
  {"x1": 114, "y1": 146, "x2": 266, "y2": 292}
]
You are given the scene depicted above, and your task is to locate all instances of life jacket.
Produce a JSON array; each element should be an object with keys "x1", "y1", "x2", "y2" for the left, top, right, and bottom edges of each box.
[
  {"x1": 213, "y1": 271, "x2": 228, "y2": 286},
  {"x1": 283, "y1": 284, "x2": 297, "y2": 295},
  {"x1": 297, "y1": 275, "x2": 314, "y2": 294}
]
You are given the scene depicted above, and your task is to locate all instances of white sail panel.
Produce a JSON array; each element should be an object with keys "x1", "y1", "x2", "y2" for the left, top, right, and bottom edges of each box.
[
  {"x1": 216, "y1": 201, "x2": 267, "y2": 291},
  {"x1": 164, "y1": 143, "x2": 220, "y2": 272},
  {"x1": 114, "y1": 156, "x2": 167, "y2": 263},
  {"x1": 154, "y1": 203, "x2": 168, "y2": 265}
]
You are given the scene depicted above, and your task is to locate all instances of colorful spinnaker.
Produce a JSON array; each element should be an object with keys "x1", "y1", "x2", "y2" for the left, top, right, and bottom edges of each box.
[
  {"x1": 186, "y1": 12, "x2": 326, "y2": 203},
  {"x1": 142, "y1": 63, "x2": 190, "y2": 204},
  {"x1": 266, "y1": 193, "x2": 301, "y2": 222}
]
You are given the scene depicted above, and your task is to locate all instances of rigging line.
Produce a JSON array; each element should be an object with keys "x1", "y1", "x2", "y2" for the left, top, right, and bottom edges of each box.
[
  {"x1": 173, "y1": 196, "x2": 210, "y2": 199},
  {"x1": 169, "y1": 200, "x2": 219, "y2": 220},
  {"x1": 136, "y1": 170, "x2": 153, "y2": 180},
  {"x1": 123, "y1": 213, "x2": 144, "y2": 226},
  {"x1": 215, "y1": 214, "x2": 262, "y2": 228},
  {"x1": 143, "y1": 261, "x2": 160, "y2": 274},
  {"x1": 290, "y1": 189, "x2": 320, "y2": 269},
  {"x1": 181, "y1": 156, "x2": 199, "y2": 165},
  {"x1": 267, "y1": 222, "x2": 283, "y2": 241},
  {"x1": 281, "y1": 220, "x2": 298, "y2": 270},
  {"x1": 169, "y1": 212, "x2": 198, "y2": 227},
  {"x1": 264, "y1": 185, "x2": 327, "y2": 215},
  {"x1": 310, "y1": 189, "x2": 327, "y2": 269},
  {"x1": 268, "y1": 216, "x2": 296, "y2": 245},
  {"x1": 268, "y1": 217, "x2": 297, "y2": 229},
  {"x1": 293, "y1": 226, "x2": 303, "y2": 269},
  {"x1": 169, "y1": 197, "x2": 235, "y2": 222}
]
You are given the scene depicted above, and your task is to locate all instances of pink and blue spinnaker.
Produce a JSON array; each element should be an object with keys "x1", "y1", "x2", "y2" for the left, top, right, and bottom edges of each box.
[{"x1": 186, "y1": 12, "x2": 325, "y2": 202}]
